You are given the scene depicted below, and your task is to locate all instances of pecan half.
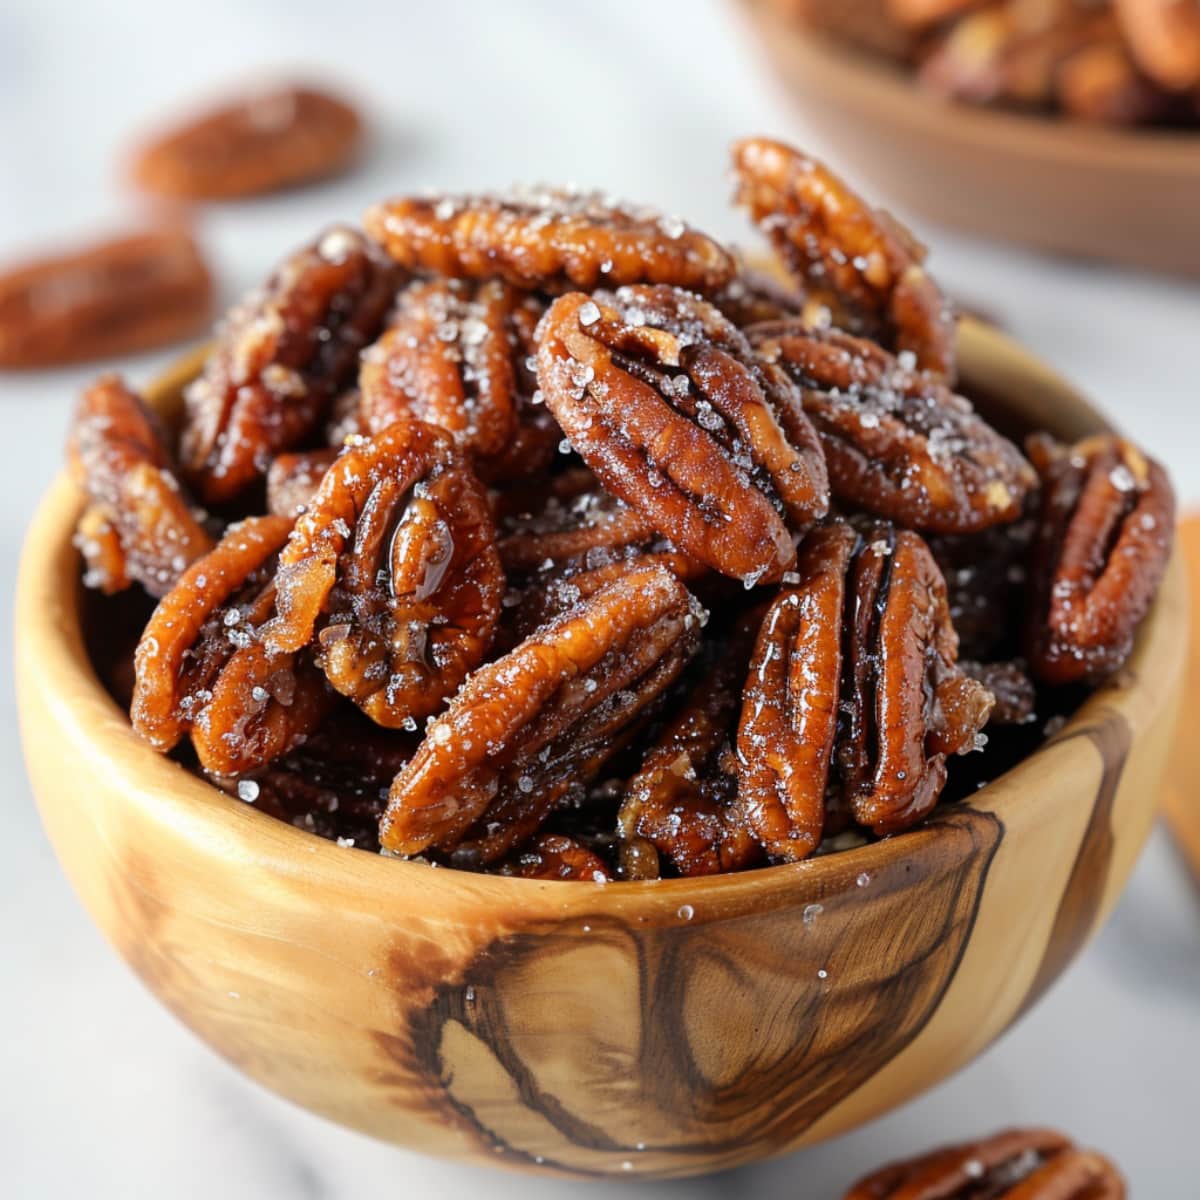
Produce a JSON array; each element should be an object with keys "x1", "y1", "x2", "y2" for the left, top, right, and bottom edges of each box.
[
  {"x1": 180, "y1": 226, "x2": 400, "y2": 504},
  {"x1": 131, "y1": 514, "x2": 332, "y2": 775},
  {"x1": 379, "y1": 562, "x2": 702, "y2": 864},
  {"x1": 131, "y1": 84, "x2": 363, "y2": 200},
  {"x1": 265, "y1": 447, "x2": 339, "y2": 517},
  {"x1": 843, "y1": 1127, "x2": 1125, "y2": 1199},
  {"x1": 494, "y1": 833, "x2": 613, "y2": 882},
  {"x1": 1057, "y1": 40, "x2": 1170, "y2": 126},
  {"x1": 737, "y1": 520, "x2": 993, "y2": 857},
  {"x1": 537, "y1": 285, "x2": 829, "y2": 585},
  {"x1": 363, "y1": 186, "x2": 735, "y2": 293},
  {"x1": 68, "y1": 376, "x2": 214, "y2": 597},
  {"x1": 732, "y1": 137, "x2": 955, "y2": 380},
  {"x1": 1115, "y1": 0, "x2": 1200, "y2": 91},
  {"x1": 0, "y1": 229, "x2": 212, "y2": 368},
  {"x1": 748, "y1": 322, "x2": 1035, "y2": 533},
  {"x1": 359, "y1": 277, "x2": 556, "y2": 480},
  {"x1": 1026, "y1": 433, "x2": 1175, "y2": 685},
  {"x1": 264, "y1": 420, "x2": 503, "y2": 727}
]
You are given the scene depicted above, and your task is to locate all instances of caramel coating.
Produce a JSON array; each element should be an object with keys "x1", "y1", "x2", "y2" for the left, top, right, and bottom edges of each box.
[
  {"x1": 364, "y1": 187, "x2": 736, "y2": 293},
  {"x1": 538, "y1": 285, "x2": 829, "y2": 585},
  {"x1": 960, "y1": 659, "x2": 1037, "y2": 726},
  {"x1": 68, "y1": 376, "x2": 214, "y2": 597},
  {"x1": 749, "y1": 322, "x2": 1036, "y2": 533},
  {"x1": 180, "y1": 226, "x2": 400, "y2": 504},
  {"x1": 843, "y1": 1127, "x2": 1125, "y2": 1198},
  {"x1": 496, "y1": 834, "x2": 613, "y2": 882},
  {"x1": 131, "y1": 84, "x2": 363, "y2": 201},
  {"x1": 379, "y1": 563, "x2": 702, "y2": 863},
  {"x1": 1026, "y1": 433, "x2": 1175, "y2": 685},
  {"x1": 264, "y1": 420, "x2": 503, "y2": 727},
  {"x1": 732, "y1": 137, "x2": 956, "y2": 379},
  {"x1": 359, "y1": 277, "x2": 557, "y2": 480}
]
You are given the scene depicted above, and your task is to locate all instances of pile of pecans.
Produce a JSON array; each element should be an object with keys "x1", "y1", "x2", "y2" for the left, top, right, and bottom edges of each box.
[
  {"x1": 780, "y1": 0, "x2": 1200, "y2": 127},
  {"x1": 68, "y1": 136, "x2": 1175, "y2": 881}
]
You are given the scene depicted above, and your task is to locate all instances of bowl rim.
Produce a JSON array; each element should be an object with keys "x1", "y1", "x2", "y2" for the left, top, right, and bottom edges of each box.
[
  {"x1": 741, "y1": 0, "x2": 1200, "y2": 176},
  {"x1": 17, "y1": 317, "x2": 1187, "y2": 913}
]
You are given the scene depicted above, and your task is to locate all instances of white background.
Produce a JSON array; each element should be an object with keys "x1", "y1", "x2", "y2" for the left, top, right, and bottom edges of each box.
[{"x1": 2, "y1": 1, "x2": 1198, "y2": 1195}]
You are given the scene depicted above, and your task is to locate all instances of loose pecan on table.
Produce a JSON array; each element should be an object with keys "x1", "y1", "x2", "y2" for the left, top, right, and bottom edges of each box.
[
  {"x1": 1026, "y1": 432, "x2": 1175, "y2": 685},
  {"x1": 748, "y1": 322, "x2": 1036, "y2": 533},
  {"x1": 537, "y1": 284, "x2": 829, "y2": 585},
  {"x1": 131, "y1": 83, "x2": 363, "y2": 200},
  {"x1": 364, "y1": 187, "x2": 736, "y2": 293},
  {"x1": 179, "y1": 226, "x2": 400, "y2": 504},
  {"x1": 68, "y1": 376, "x2": 214, "y2": 597},
  {"x1": 130, "y1": 513, "x2": 333, "y2": 776},
  {"x1": 379, "y1": 562, "x2": 702, "y2": 865},
  {"x1": 263, "y1": 419, "x2": 504, "y2": 728},
  {"x1": 737, "y1": 519, "x2": 993, "y2": 858},
  {"x1": 843, "y1": 1127, "x2": 1125, "y2": 1198},
  {"x1": 732, "y1": 137, "x2": 956, "y2": 380},
  {"x1": 0, "y1": 229, "x2": 213, "y2": 368}
]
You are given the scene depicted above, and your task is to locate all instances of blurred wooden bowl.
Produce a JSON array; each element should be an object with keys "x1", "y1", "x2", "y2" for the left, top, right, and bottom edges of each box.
[
  {"x1": 16, "y1": 320, "x2": 1186, "y2": 1178},
  {"x1": 739, "y1": 0, "x2": 1200, "y2": 278}
]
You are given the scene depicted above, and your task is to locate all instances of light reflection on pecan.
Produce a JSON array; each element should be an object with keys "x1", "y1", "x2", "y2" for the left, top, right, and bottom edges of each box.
[
  {"x1": 180, "y1": 226, "x2": 400, "y2": 504},
  {"x1": 379, "y1": 563, "x2": 702, "y2": 864},
  {"x1": 68, "y1": 375, "x2": 214, "y2": 597},
  {"x1": 748, "y1": 322, "x2": 1035, "y2": 533},
  {"x1": 264, "y1": 420, "x2": 503, "y2": 727},
  {"x1": 1026, "y1": 432, "x2": 1174, "y2": 685},
  {"x1": 538, "y1": 285, "x2": 828, "y2": 585},
  {"x1": 732, "y1": 137, "x2": 956, "y2": 380}
]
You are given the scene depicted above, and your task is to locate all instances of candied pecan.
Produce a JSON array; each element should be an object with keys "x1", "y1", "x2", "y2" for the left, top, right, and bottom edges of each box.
[
  {"x1": 131, "y1": 514, "x2": 332, "y2": 775},
  {"x1": 266, "y1": 447, "x2": 339, "y2": 516},
  {"x1": 131, "y1": 84, "x2": 363, "y2": 200},
  {"x1": 68, "y1": 376, "x2": 214, "y2": 597},
  {"x1": 777, "y1": 0, "x2": 920, "y2": 59},
  {"x1": 325, "y1": 387, "x2": 367, "y2": 445},
  {"x1": 364, "y1": 187, "x2": 735, "y2": 293},
  {"x1": 537, "y1": 285, "x2": 829, "y2": 585},
  {"x1": 1026, "y1": 433, "x2": 1175, "y2": 685},
  {"x1": 886, "y1": 0, "x2": 980, "y2": 26},
  {"x1": 732, "y1": 137, "x2": 955, "y2": 380},
  {"x1": 180, "y1": 226, "x2": 400, "y2": 504},
  {"x1": 710, "y1": 265, "x2": 806, "y2": 328},
  {"x1": 494, "y1": 834, "x2": 613, "y2": 882},
  {"x1": 748, "y1": 322, "x2": 1035, "y2": 533},
  {"x1": 359, "y1": 277, "x2": 556, "y2": 480},
  {"x1": 1115, "y1": 0, "x2": 1200, "y2": 91},
  {"x1": 1057, "y1": 40, "x2": 1170, "y2": 125},
  {"x1": 264, "y1": 420, "x2": 503, "y2": 727},
  {"x1": 0, "y1": 228, "x2": 212, "y2": 368},
  {"x1": 618, "y1": 619, "x2": 762, "y2": 876},
  {"x1": 843, "y1": 1127, "x2": 1125, "y2": 1199},
  {"x1": 960, "y1": 659, "x2": 1037, "y2": 726},
  {"x1": 379, "y1": 563, "x2": 702, "y2": 864},
  {"x1": 737, "y1": 520, "x2": 993, "y2": 857}
]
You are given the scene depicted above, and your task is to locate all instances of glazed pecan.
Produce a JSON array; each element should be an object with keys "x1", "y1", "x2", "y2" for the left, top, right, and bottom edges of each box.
[
  {"x1": 1057, "y1": 40, "x2": 1170, "y2": 125},
  {"x1": 748, "y1": 322, "x2": 1036, "y2": 533},
  {"x1": 379, "y1": 562, "x2": 702, "y2": 864},
  {"x1": 359, "y1": 277, "x2": 556, "y2": 480},
  {"x1": 1026, "y1": 433, "x2": 1175, "y2": 685},
  {"x1": 495, "y1": 833, "x2": 613, "y2": 882},
  {"x1": 131, "y1": 514, "x2": 332, "y2": 775},
  {"x1": 737, "y1": 520, "x2": 993, "y2": 857},
  {"x1": 843, "y1": 1127, "x2": 1125, "y2": 1199},
  {"x1": 1115, "y1": 0, "x2": 1200, "y2": 91},
  {"x1": 265, "y1": 447, "x2": 339, "y2": 516},
  {"x1": 886, "y1": 0, "x2": 980, "y2": 26},
  {"x1": 68, "y1": 376, "x2": 214, "y2": 597},
  {"x1": 777, "y1": 0, "x2": 920, "y2": 60},
  {"x1": 131, "y1": 84, "x2": 363, "y2": 200},
  {"x1": 0, "y1": 229, "x2": 212, "y2": 368},
  {"x1": 364, "y1": 186, "x2": 735, "y2": 294},
  {"x1": 710, "y1": 265, "x2": 806, "y2": 328},
  {"x1": 180, "y1": 226, "x2": 400, "y2": 504},
  {"x1": 732, "y1": 137, "x2": 955, "y2": 380},
  {"x1": 264, "y1": 420, "x2": 503, "y2": 727},
  {"x1": 618, "y1": 617, "x2": 762, "y2": 876},
  {"x1": 537, "y1": 285, "x2": 829, "y2": 585}
]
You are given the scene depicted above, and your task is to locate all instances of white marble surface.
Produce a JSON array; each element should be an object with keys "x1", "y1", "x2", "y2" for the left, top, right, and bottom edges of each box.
[{"x1": 2, "y1": 1, "x2": 1198, "y2": 1195}]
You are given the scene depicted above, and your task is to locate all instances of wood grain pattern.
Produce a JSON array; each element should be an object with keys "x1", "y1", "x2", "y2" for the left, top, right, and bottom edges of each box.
[
  {"x1": 15, "y1": 319, "x2": 1188, "y2": 1178},
  {"x1": 1165, "y1": 515, "x2": 1200, "y2": 881}
]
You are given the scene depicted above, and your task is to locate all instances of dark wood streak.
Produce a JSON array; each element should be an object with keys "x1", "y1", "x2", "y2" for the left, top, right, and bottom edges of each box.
[
  {"x1": 1018, "y1": 706, "x2": 1133, "y2": 1017},
  {"x1": 400, "y1": 806, "x2": 1003, "y2": 1177}
]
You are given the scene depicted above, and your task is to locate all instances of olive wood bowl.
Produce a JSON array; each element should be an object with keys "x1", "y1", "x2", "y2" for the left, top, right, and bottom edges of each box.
[
  {"x1": 738, "y1": 0, "x2": 1200, "y2": 279},
  {"x1": 16, "y1": 319, "x2": 1187, "y2": 1179}
]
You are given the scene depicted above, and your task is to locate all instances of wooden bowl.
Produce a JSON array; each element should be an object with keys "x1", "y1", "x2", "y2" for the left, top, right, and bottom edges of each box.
[
  {"x1": 16, "y1": 321, "x2": 1186, "y2": 1179},
  {"x1": 738, "y1": 0, "x2": 1200, "y2": 279}
]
